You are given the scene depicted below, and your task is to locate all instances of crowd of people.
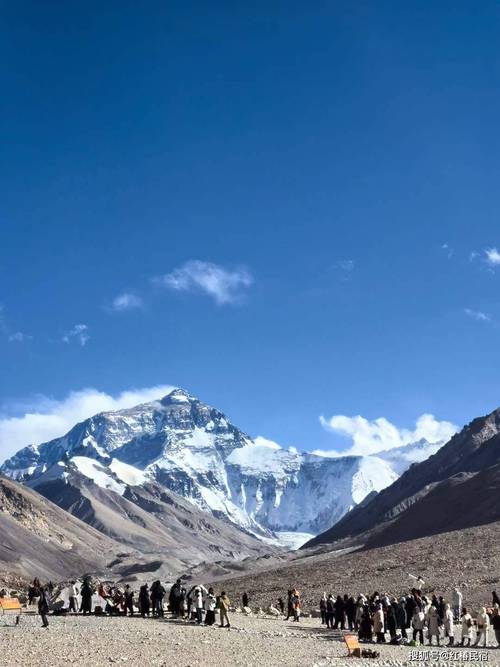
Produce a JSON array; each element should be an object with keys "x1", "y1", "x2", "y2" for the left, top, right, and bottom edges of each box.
[
  {"x1": 317, "y1": 588, "x2": 500, "y2": 648},
  {"x1": 26, "y1": 577, "x2": 232, "y2": 629},
  {"x1": 21, "y1": 576, "x2": 500, "y2": 650}
]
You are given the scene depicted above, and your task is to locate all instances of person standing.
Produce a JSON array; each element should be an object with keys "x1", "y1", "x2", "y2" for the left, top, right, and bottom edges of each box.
[
  {"x1": 319, "y1": 594, "x2": 327, "y2": 625},
  {"x1": 138, "y1": 584, "x2": 150, "y2": 618},
  {"x1": 326, "y1": 594, "x2": 335, "y2": 629},
  {"x1": 292, "y1": 590, "x2": 301, "y2": 622},
  {"x1": 443, "y1": 603, "x2": 455, "y2": 646},
  {"x1": 491, "y1": 606, "x2": 500, "y2": 647},
  {"x1": 277, "y1": 598, "x2": 285, "y2": 615},
  {"x1": 412, "y1": 607, "x2": 425, "y2": 645},
  {"x1": 426, "y1": 605, "x2": 441, "y2": 646},
  {"x1": 461, "y1": 608, "x2": 473, "y2": 647},
  {"x1": 452, "y1": 588, "x2": 462, "y2": 621},
  {"x1": 334, "y1": 595, "x2": 345, "y2": 630},
  {"x1": 68, "y1": 581, "x2": 79, "y2": 613},
  {"x1": 373, "y1": 604, "x2": 385, "y2": 643},
  {"x1": 38, "y1": 587, "x2": 49, "y2": 628},
  {"x1": 219, "y1": 591, "x2": 231, "y2": 629},
  {"x1": 124, "y1": 585, "x2": 134, "y2": 616},
  {"x1": 473, "y1": 607, "x2": 490, "y2": 647},
  {"x1": 205, "y1": 587, "x2": 217, "y2": 626},
  {"x1": 242, "y1": 592, "x2": 249, "y2": 609},
  {"x1": 80, "y1": 579, "x2": 93, "y2": 616}
]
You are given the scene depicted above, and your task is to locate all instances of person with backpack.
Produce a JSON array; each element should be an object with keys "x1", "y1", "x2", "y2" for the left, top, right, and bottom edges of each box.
[
  {"x1": 218, "y1": 591, "x2": 231, "y2": 629},
  {"x1": 292, "y1": 590, "x2": 301, "y2": 622},
  {"x1": 461, "y1": 608, "x2": 473, "y2": 646},
  {"x1": 38, "y1": 587, "x2": 49, "y2": 628}
]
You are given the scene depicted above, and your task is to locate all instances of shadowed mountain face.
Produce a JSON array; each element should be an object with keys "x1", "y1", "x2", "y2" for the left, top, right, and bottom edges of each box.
[
  {"x1": 305, "y1": 408, "x2": 500, "y2": 549},
  {"x1": 1, "y1": 388, "x2": 442, "y2": 541}
]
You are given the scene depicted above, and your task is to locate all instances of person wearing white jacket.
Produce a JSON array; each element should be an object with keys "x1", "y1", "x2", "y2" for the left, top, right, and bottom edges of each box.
[
  {"x1": 443, "y1": 603, "x2": 455, "y2": 646},
  {"x1": 452, "y1": 589, "x2": 462, "y2": 621},
  {"x1": 189, "y1": 585, "x2": 208, "y2": 624},
  {"x1": 473, "y1": 607, "x2": 490, "y2": 647}
]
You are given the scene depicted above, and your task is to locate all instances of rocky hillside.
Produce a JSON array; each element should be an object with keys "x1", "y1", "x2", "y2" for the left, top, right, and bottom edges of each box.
[
  {"x1": 306, "y1": 407, "x2": 500, "y2": 549},
  {"x1": 1, "y1": 388, "x2": 444, "y2": 542},
  {"x1": 212, "y1": 520, "x2": 500, "y2": 613},
  {"x1": 0, "y1": 474, "x2": 122, "y2": 581}
]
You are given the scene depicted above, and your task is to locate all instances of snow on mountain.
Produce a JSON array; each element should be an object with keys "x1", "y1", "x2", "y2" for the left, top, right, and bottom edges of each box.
[{"x1": 0, "y1": 388, "x2": 445, "y2": 542}]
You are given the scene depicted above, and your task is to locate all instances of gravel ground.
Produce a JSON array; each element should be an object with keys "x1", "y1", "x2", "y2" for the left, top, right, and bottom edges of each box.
[{"x1": 1, "y1": 612, "x2": 498, "y2": 667}]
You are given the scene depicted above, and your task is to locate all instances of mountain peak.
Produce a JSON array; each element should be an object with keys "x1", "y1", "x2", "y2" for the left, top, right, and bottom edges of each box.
[{"x1": 160, "y1": 387, "x2": 195, "y2": 405}]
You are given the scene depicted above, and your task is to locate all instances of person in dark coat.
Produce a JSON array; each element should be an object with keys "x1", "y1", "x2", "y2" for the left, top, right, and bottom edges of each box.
[
  {"x1": 387, "y1": 602, "x2": 398, "y2": 642},
  {"x1": 38, "y1": 587, "x2": 49, "y2": 628},
  {"x1": 359, "y1": 606, "x2": 373, "y2": 642},
  {"x1": 80, "y1": 579, "x2": 93, "y2": 615},
  {"x1": 151, "y1": 580, "x2": 166, "y2": 617},
  {"x1": 319, "y1": 594, "x2": 327, "y2": 625},
  {"x1": 334, "y1": 595, "x2": 345, "y2": 629},
  {"x1": 124, "y1": 585, "x2": 134, "y2": 616},
  {"x1": 396, "y1": 599, "x2": 407, "y2": 639},
  {"x1": 169, "y1": 579, "x2": 182, "y2": 617},
  {"x1": 405, "y1": 594, "x2": 416, "y2": 629},
  {"x1": 277, "y1": 598, "x2": 285, "y2": 615},
  {"x1": 285, "y1": 590, "x2": 293, "y2": 620},
  {"x1": 139, "y1": 584, "x2": 150, "y2": 618},
  {"x1": 346, "y1": 596, "x2": 356, "y2": 631},
  {"x1": 493, "y1": 591, "x2": 500, "y2": 607},
  {"x1": 242, "y1": 592, "x2": 249, "y2": 608}
]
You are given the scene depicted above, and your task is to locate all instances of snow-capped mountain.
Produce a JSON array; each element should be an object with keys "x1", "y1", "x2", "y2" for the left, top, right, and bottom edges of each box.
[{"x1": 0, "y1": 388, "x2": 445, "y2": 541}]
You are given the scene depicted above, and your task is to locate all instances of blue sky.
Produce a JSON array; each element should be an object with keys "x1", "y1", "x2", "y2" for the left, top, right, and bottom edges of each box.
[{"x1": 2, "y1": 1, "x2": 500, "y2": 459}]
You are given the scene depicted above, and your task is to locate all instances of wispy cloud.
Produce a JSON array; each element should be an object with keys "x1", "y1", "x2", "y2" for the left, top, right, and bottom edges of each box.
[
  {"x1": 332, "y1": 259, "x2": 355, "y2": 282},
  {"x1": 8, "y1": 332, "x2": 32, "y2": 343},
  {"x1": 441, "y1": 243, "x2": 454, "y2": 259},
  {"x1": 155, "y1": 260, "x2": 253, "y2": 305},
  {"x1": 110, "y1": 292, "x2": 143, "y2": 312},
  {"x1": 315, "y1": 413, "x2": 458, "y2": 457},
  {"x1": 484, "y1": 247, "x2": 500, "y2": 267},
  {"x1": 62, "y1": 323, "x2": 90, "y2": 346},
  {"x1": 464, "y1": 308, "x2": 492, "y2": 323},
  {"x1": 0, "y1": 385, "x2": 175, "y2": 461}
]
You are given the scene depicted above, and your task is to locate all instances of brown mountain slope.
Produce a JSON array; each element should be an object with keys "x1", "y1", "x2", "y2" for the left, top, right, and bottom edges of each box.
[
  {"x1": 306, "y1": 408, "x2": 500, "y2": 549},
  {"x1": 0, "y1": 475, "x2": 124, "y2": 581}
]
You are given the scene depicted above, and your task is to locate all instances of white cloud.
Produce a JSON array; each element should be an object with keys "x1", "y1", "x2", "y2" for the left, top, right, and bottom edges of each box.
[
  {"x1": 484, "y1": 248, "x2": 500, "y2": 267},
  {"x1": 464, "y1": 308, "x2": 491, "y2": 323},
  {"x1": 8, "y1": 332, "x2": 32, "y2": 343},
  {"x1": 315, "y1": 413, "x2": 458, "y2": 457},
  {"x1": 441, "y1": 243, "x2": 454, "y2": 259},
  {"x1": 62, "y1": 323, "x2": 90, "y2": 346},
  {"x1": 155, "y1": 260, "x2": 253, "y2": 305},
  {"x1": 111, "y1": 292, "x2": 143, "y2": 312},
  {"x1": 0, "y1": 385, "x2": 175, "y2": 462},
  {"x1": 253, "y1": 436, "x2": 281, "y2": 450}
]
